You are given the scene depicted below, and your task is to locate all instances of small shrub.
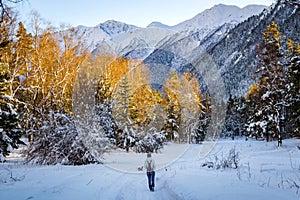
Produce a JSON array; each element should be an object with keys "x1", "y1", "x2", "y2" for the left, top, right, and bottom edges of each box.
[{"x1": 202, "y1": 147, "x2": 240, "y2": 169}]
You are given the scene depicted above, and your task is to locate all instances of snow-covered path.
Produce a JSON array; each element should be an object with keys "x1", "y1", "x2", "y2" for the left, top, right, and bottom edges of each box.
[{"x1": 1, "y1": 139, "x2": 300, "y2": 200}]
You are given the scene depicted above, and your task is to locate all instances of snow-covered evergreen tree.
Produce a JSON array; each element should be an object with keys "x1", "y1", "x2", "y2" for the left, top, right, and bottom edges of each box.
[
  {"x1": 76, "y1": 115, "x2": 113, "y2": 163},
  {"x1": 244, "y1": 21, "x2": 287, "y2": 140},
  {"x1": 222, "y1": 96, "x2": 243, "y2": 139},
  {"x1": 95, "y1": 72, "x2": 118, "y2": 144},
  {"x1": 135, "y1": 127, "x2": 165, "y2": 153},
  {"x1": 192, "y1": 94, "x2": 211, "y2": 143},
  {"x1": 285, "y1": 39, "x2": 300, "y2": 137},
  {"x1": 0, "y1": 65, "x2": 24, "y2": 161},
  {"x1": 95, "y1": 101, "x2": 117, "y2": 144},
  {"x1": 113, "y1": 75, "x2": 134, "y2": 148}
]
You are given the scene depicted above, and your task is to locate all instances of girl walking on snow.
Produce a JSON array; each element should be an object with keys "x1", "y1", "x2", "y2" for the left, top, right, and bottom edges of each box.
[{"x1": 144, "y1": 153, "x2": 156, "y2": 191}]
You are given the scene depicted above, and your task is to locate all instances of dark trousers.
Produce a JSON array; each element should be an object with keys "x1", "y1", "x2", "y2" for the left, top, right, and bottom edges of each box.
[{"x1": 146, "y1": 171, "x2": 155, "y2": 191}]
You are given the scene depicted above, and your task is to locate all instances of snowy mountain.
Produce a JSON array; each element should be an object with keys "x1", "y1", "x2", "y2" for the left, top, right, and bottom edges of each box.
[
  {"x1": 98, "y1": 20, "x2": 138, "y2": 36},
  {"x1": 147, "y1": 21, "x2": 172, "y2": 30},
  {"x1": 74, "y1": 4, "x2": 267, "y2": 56},
  {"x1": 141, "y1": 2, "x2": 299, "y2": 98},
  {"x1": 147, "y1": 4, "x2": 267, "y2": 34},
  {"x1": 171, "y1": 4, "x2": 267, "y2": 35},
  {"x1": 203, "y1": 1, "x2": 300, "y2": 97},
  {"x1": 75, "y1": 20, "x2": 138, "y2": 51},
  {"x1": 121, "y1": 4, "x2": 269, "y2": 82}
]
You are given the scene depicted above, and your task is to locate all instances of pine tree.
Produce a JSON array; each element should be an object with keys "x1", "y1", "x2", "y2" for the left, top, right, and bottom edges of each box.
[
  {"x1": 113, "y1": 73, "x2": 133, "y2": 148},
  {"x1": 244, "y1": 84, "x2": 262, "y2": 139},
  {"x1": 222, "y1": 95, "x2": 243, "y2": 139},
  {"x1": 286, "y1": 39, "x2": 300, "y2": 137},
  {"x1": 245, "y1": 21, "x2": 286, "y2": 141},
  {"x1": 115, "y1": 75, "x2": 132, "y2": 125},
  {"x1": 0, "y1": 65, "x2": 24, "y2": 160},
  {"x1": 194, "y1": 94, "x2": 211, "y2": 143}
]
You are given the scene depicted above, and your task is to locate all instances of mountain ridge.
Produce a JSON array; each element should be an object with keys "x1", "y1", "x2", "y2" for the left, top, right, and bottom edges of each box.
[
  {"x1": 73, "y1": 4, "x2": 268, "y2": 53},
  {"x1": 168, "y1": 4, "x2": 268, "y2": 33}
]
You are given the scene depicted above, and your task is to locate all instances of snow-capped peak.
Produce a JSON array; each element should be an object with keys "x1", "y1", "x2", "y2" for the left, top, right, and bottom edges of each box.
[
  {"x1": 171, "y1": 4, "x2": 268, "y2": 33},
  {"x1": 147, "y1": 21, "x2": 172, "y2": 30},
  {"x1": 97, "y1": 20, "x2": 138, "y2": 36}
]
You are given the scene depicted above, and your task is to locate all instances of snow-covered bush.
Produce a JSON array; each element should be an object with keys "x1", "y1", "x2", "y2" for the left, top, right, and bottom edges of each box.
[
  {"x1": 135, "y1": 128, "x2": 166, "y2": 153},
  {"x1": 25, "y1": 112, "x2": 98, "y2": 165},
  {"x1": 202, "y1": 147, "x2": 240, "y2": 169},
  {"x1": 76, "y1": 114, "x2": 113, "y2": 162}
]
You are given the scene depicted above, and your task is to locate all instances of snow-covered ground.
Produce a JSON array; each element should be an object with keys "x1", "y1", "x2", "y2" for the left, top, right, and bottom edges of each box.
[{"x1": 1, "y1": 138, "x2": 299, "y2": 200}]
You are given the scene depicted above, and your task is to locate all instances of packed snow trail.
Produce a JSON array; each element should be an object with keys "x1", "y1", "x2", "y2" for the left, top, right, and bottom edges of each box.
[
  {"x1": 1, "y1": 139, "x2": 299, "y2": 200},
  {"x1": 100, "y1": 157, "x2": 185, "y2": 200}
]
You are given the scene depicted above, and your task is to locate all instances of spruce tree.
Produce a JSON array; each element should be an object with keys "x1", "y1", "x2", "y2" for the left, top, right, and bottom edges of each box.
[
  {"x1": 286, "y1": 39, "x2": 300, "y2": 137},
  {"x1": 95, "y1": 72, "x2": 117, "y2": 144},
  {"x1": 245, "y1": 21, "x2": 286, "y2": 140},
  {"x1": 114, "y1": 74, "x2": 134, "y2": 148},
  {"x1": 194, "y1": 94, "x2": 211, "y2": 143},
  {"x1": 0, "y1": 65, "x2": 24, "y2": 160},
  {"x1": 223, "y1": 96, "x2": 243, "y2": 139}
]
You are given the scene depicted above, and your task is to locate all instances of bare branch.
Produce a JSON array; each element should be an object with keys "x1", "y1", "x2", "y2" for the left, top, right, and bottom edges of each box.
[{"x1": 0, "y1": 0, "x2": 24, "y2": 20}]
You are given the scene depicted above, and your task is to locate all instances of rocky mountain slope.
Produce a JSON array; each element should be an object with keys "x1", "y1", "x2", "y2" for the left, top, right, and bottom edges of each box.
[
  {"x1": 142, "y1": 2, "x2": 299, "y2": 98},
  {"x1": 204, "y1": 1, "x2": 300, "y2": 97}
]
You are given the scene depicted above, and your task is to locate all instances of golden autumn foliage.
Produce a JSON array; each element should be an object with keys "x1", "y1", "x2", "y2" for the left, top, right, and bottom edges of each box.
[
  {"x1": 263, "y1": 21, "x2": 281, "y2": 47},
  {"x1": 245, "y1": 83, "x2": 259, "y2": 99},
  {"x1": 163, "y1": 70, "x2": 202, "y2": 115},
  {"x1": 112, "y1": 59, "x2": 154, "y2": 126},
  {"x1": 162, "y1": 70, "x2": 203, "y2": 141},
  {"x1": 130, "y1": 84, "x2": 163, "y2": 126},
  {"x1": 96, "y1": 57, "x2": 134, "y2": 104},
  {"x1": 179, "y1": 71, "x2": 203, "y2": 142},
  {"x1": 163, "y1": 70, "x2": 182, "y2": 111},
  {"x1": 181, "y1": 71, "x2": 202, "y2": 109},
  {"x1": 26, "y1": 26, "x2": 88, "y2": 114},
  {"x1": 0, "y1": 19, "x2": 33, "y2": 98},
  {"x1": 0, "y1": 13, "x2": 91, "y2": 138},
  {"x1": 287, "y1": 39, "x2": 300, "y2": 56},
  {"x1": 95, "y1": 55, "x2": 163, "y2": 127}
]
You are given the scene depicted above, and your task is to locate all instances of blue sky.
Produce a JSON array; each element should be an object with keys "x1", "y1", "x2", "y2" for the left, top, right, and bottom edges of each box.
[{"x1": 18, "y1": 0, "x2": 275, "y2": 27}]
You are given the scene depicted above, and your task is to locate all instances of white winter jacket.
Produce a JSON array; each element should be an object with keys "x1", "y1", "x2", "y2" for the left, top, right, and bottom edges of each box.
[{"x1": 144, "y1": 157, "x2": 155, "y2": 172}]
